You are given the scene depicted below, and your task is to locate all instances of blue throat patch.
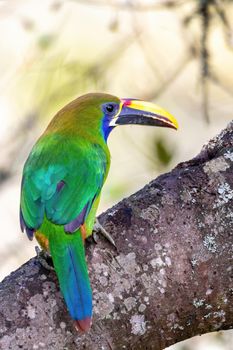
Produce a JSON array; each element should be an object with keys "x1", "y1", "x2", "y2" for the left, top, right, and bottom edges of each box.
[{"x1": 101, "y1": 115, "x2": 115, "y2": 142}]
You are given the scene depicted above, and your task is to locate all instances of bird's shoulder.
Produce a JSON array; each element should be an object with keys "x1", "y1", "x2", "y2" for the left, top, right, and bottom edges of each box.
[{"x1": 24, "y1": 133, "x2": 108, "y2": 174}]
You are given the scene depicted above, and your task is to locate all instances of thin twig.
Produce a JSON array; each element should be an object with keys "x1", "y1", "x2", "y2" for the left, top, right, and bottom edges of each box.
[
  {"x1": 214, "y1": 0, "x2": 233, "y2": 50},
  {"x1": 72, "y1": 0, "x2": 187, "y2": 12},
  {"x1": 199, "y1": 0, "x2": 211, "y2": 123}
]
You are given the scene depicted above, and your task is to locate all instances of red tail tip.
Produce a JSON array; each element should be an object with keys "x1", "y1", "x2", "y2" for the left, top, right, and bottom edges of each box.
[{"x1": 74, "y1": 318, "x2": 92, "y2": 332}]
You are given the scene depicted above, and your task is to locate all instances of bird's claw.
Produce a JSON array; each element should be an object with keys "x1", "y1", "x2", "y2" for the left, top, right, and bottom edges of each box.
[
  {"x1": 93, "y1": 219, "x2": 116, "y2": 247},
  {"x1": 35, "y1": 246, "x2": 54, "y2": 271}
]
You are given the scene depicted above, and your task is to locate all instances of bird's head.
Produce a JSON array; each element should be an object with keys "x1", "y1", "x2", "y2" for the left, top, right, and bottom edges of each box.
[
  {"x1": 48, "y1": 93, "x2": 178, "y2": 141},
  {"x1": 100, "y1": 94, "x2": 178, "y2": 141}
]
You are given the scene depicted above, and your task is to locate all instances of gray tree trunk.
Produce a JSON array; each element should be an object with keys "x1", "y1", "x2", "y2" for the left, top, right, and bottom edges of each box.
[{"x1": 0, "y1": 122, "x2": 232, "y2": 350}]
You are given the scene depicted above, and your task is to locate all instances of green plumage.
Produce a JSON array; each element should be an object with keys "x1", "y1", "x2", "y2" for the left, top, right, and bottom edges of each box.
[
  {"x1": 20, "y1": 92, "x2": 178, "y2": 332},
  {"x1": 20, "y1": 93, "x2": 120, "y2": 331},
  {"x1": 21, "y1": 133, "x2": 108, "y2": 229}
]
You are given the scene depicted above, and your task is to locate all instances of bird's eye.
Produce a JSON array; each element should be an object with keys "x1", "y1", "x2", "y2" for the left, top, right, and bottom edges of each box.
[
  {"x1": 106, "y1": 104, "x2": 114, "y2": 113},
  {"x1": 102, "y1": 102, "x2": 118, "y2": 116}
]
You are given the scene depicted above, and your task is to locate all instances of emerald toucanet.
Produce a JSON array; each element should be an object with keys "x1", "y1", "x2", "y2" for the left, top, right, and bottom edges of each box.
[{"x1": 20, "y1": 93, "x2": 178, "y2": 332}]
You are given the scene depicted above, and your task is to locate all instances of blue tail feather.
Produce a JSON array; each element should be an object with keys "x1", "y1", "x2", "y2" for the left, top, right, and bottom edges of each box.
[{"x1": 49, "y1": 230, "x2": 92, "y2": 322}]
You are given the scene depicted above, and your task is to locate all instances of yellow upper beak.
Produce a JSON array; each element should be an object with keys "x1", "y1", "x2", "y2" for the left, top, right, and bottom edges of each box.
[{"x1": 110, "y1": 98, "x2": 178, "y2": 130}]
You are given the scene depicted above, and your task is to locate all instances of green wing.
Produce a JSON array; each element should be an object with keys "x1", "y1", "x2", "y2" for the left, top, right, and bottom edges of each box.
[{"x1": 20, "y1": 133, "x2": 107, "y2": 232}]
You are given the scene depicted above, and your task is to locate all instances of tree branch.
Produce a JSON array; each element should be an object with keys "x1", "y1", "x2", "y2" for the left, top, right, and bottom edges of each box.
[{"x1": 0, "y1": 121, "x2": 232, "y2": 350}]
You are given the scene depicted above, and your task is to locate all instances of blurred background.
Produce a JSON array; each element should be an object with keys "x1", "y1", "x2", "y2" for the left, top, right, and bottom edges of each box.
[{"x1": 0, "y1": 0, "x2": 232, "y2": 348}]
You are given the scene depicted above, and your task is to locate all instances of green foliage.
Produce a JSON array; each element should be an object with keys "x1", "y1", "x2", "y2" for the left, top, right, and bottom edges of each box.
[
  {"x1": 152, "y1": 137, "x2": 175, "y2": 169},
  {"x1": 37, "y1": 35, "x2": 56, "y2": 50}
]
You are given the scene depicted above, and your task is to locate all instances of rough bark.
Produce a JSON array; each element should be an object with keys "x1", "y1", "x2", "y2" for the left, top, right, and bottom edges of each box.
[{"x1": 0, "y1": 122, "x2": 232, "y2": 350}]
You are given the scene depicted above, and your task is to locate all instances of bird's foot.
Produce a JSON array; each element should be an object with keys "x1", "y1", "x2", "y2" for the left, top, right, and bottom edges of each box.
[
  {"x1": 93, "y1": 219, "x2": 116, "y2": 247},
  {"x1": 35, "y1": 246, "x2": 54, "y2": 271}
]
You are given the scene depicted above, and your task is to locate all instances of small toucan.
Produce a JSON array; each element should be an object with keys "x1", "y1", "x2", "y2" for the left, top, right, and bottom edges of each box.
[{"x1": 20, "y1": 93, "x2": 178, "y2": 332}]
